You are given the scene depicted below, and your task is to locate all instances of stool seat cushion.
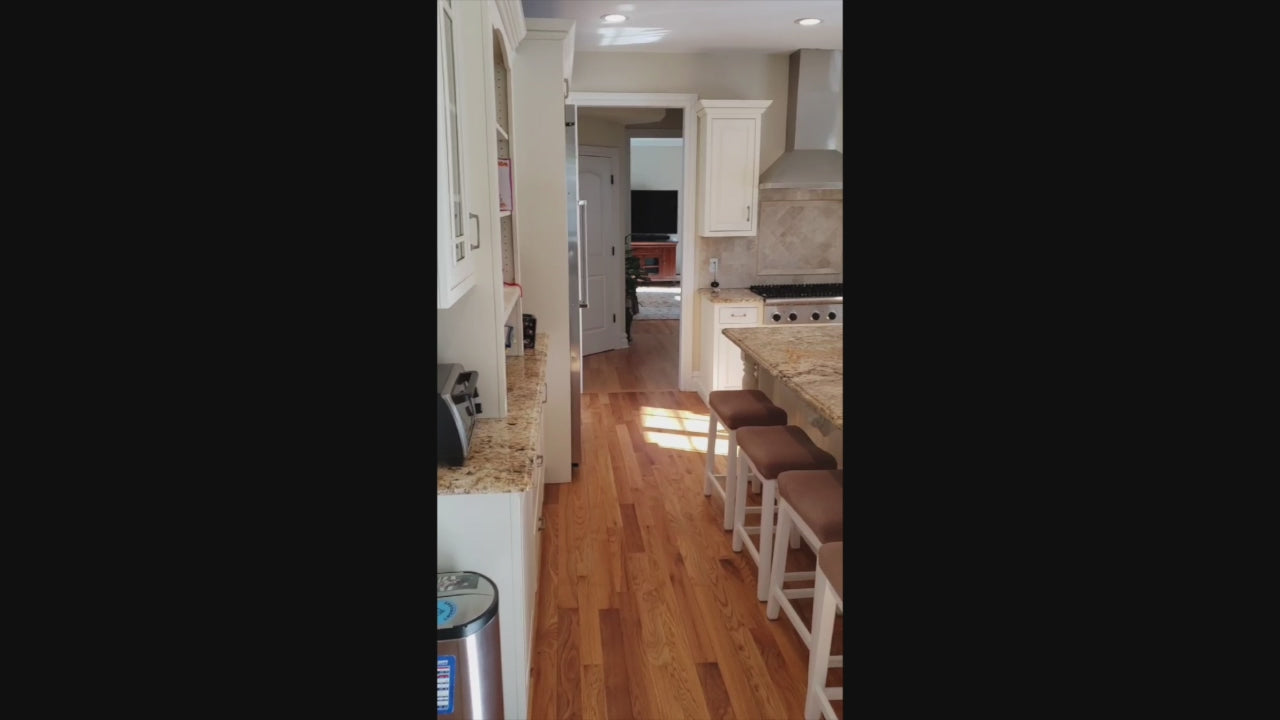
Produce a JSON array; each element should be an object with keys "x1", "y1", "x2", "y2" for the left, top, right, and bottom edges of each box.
[
  {"x1": 777, "y1": 469, "x2": 844, "y2": 542},
  {"x1": 708, "y1": 389, "x2": 787, "y2": 430},
  {"x1": 818, "y1": 542, "x2": 844, "y2": 601},
  {"x1": 735, "y1": 425, "x2": 837, "y2": 479}
]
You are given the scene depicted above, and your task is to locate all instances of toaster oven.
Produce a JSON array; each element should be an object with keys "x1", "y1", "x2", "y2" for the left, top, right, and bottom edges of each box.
[{"x1": 437, "y1": 363, "x2": 479, "y2": 466}]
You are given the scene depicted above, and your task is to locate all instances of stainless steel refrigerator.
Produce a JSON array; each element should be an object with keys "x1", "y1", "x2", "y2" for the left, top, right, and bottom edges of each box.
[{"x1": 566, "y1": 103, "x2": 584, "y2": 465}]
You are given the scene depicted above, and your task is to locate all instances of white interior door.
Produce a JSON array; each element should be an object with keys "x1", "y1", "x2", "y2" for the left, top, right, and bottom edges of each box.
[{"x1": 578, "y1": 152, "x2": 622, "y2": 356}]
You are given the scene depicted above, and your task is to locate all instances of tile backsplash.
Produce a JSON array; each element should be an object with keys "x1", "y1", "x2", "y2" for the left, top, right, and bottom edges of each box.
[{"x1": 697, "y1": 189, "x2": 842, "y2": 289}]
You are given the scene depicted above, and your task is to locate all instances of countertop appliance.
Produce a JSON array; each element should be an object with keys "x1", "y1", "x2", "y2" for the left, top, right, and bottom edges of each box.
[
  {"x1": 438, "y1": 363, "x2": 479, "y2": 466},
  {"x1": 749, "y1": 283, "x2": 844, "y2": 325}
]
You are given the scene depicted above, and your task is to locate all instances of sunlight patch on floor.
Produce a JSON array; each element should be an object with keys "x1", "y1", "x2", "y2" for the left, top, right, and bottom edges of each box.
[
  {"x1": 640, "y1": 406, "x2": 711, "y2": 434},
  {"x1": 645, "y1": 430, "x2": 713, "y2": 454}
]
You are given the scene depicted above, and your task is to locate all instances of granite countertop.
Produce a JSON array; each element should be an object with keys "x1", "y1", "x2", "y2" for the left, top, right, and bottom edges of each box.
[
  {"x1": 696, "y1": 288, "x2": 764, "y2": 304},
  {"x1": 721, "y1": 325, "x2": 843, "y2": 429},
  {"x1": 437, "y1": 333, "x2": 549, "y2": 495}
]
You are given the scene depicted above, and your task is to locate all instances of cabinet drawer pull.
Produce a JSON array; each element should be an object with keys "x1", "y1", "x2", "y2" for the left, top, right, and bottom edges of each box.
[
  {"x1": 538, "y1": 516, "x2": 544, "y2": 530},
  {"x1": 730, "y1": 312, "x2": 745, "y2": 317}
]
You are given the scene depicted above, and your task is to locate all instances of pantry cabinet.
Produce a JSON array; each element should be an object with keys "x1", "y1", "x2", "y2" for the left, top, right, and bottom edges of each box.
[{"x1": 695, "y1": 100, "x2": 771, "y2": 237}]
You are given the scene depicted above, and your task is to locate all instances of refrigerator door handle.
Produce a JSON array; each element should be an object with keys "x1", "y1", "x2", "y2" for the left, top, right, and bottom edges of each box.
[{"x1": 577, "y1": 200, "x2": 589, "y2": 309}]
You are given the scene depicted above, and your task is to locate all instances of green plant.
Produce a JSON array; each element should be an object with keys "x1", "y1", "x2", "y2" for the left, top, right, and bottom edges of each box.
[
  {"x1": 624, "y1": 245, "x2": 646, "y2": 299},
  {"x1": 623, "y1": 241, "x2": 647, "y2": 342}
]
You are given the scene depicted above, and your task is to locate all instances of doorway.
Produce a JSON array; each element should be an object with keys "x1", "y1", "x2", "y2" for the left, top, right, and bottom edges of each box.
[{"x1": 570, "y1": 93, "x2": 699, "y2": 394}]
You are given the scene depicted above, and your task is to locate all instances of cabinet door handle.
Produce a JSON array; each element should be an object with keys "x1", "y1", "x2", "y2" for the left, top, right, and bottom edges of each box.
[
  {"x1": 541, "y1": 382, "x2": 547, "y2": 403},
  {"x1": 468, "y1": 212, "x2": 480, "y2": 249},
  {"x1": 745, "y1": 205, "x2": 751, "y2": 222}
]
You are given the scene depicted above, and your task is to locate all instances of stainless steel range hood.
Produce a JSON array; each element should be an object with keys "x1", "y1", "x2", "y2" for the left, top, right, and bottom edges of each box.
[{"x1": 759, "y1": 49, "x2": 843, "y2": 190}]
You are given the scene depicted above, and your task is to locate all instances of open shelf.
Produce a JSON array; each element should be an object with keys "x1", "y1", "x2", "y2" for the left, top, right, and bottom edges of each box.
[{"x1": 499, "y1": 210, "x2": 512, "y2": 218}]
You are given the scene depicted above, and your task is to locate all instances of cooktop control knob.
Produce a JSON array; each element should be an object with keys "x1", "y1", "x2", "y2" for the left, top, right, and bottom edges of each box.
[
  {"x1": 828, "y1": 311, "x2": 837, "y2": 320},
  {"x1": 788, "y1": 312, "x2": 798, "y2": 322},
  {"x1": 771, "y1": 312, "x2": 782, "y2": 322},
  {"x1": 811, "y1": 312, "x2": 821, "y2": 321}
]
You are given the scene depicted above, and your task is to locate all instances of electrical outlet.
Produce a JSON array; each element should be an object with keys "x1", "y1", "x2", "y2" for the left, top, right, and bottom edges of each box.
[{"x1": 710, "y1": 258, "x2": 719, "y2": 275}]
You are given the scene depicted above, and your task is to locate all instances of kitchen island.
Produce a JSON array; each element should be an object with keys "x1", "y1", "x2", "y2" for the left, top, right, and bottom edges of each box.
[{"x1": 722, "y1": 325, "x2": 843, "y2": 463}]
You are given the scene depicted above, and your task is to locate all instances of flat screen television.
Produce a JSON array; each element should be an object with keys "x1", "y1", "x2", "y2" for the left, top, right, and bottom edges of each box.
[{"x1": 631, "y1": 190, "x2": 678, "y2": 236}]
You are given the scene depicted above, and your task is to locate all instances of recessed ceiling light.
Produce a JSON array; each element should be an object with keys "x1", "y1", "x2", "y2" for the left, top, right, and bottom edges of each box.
[
  {"x1": 601, "y1": 14, "x2": 627, "y2": 23},
  {"x1": 795, "y1": 18, "x2": 822, "y2": 26}
]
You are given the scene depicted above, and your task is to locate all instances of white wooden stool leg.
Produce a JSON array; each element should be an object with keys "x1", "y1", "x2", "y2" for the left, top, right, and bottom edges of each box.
[
  {"x1": 732, "y1": 451, "x2": 749, "y2": 552},
  {"x1": 722, "y1": 430, "x2": 737, "y2": 530},
  {"x1": 703, "y1": 411, "x2": 718, "y2": 496},
  {"x1": 766, "y1": 500, "x2": 792, "y2": 619},
  {"x1": 756, "y1": 478, "x2": 776, "y2": 602},
  {"x1": 806, "y1": 569, "x2": 837, "y2": 720}
]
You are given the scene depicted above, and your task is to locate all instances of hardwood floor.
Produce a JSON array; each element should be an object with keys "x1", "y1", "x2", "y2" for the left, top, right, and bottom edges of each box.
[
  {"x1": 583, "y1": 319, "x2": 679, "y2": 393},
  {"x1": 530, "y1": 386, "x2": 844, "y2": 719}
]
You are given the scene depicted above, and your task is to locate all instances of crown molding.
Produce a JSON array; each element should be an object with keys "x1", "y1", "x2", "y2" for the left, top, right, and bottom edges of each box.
[
  {"x1": 489, "y1": 0, "x2": 526, "y2": 52},
  {"x1": 522, "y1": 18, "x2": 575, "y2": 84}
]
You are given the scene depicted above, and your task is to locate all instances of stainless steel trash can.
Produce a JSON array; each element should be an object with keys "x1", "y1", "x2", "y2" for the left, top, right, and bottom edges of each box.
[{"x1": 437, "y1": 572, "x2": 503, "y2": 719}]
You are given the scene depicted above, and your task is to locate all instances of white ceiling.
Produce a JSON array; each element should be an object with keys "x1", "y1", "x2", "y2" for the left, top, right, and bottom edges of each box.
[{"x1": 521, "y1": 0, "x2": 843, "y2": 54}]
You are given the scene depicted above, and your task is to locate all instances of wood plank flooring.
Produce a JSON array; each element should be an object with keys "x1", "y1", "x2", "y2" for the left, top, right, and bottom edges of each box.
[
  {"x1": 583, "y1": 319, "x2": 679, "y2": 393},
  {"x1": 533, "y1": 324, "x2": 843, "y2": 719}
]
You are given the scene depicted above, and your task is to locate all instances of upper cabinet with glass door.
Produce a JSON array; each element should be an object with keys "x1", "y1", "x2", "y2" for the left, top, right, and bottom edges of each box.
[{"x1": 438, "y1": 0, "x2": 478, "y2": 308}]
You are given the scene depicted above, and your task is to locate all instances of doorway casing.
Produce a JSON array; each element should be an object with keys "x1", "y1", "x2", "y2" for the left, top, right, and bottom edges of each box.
[{"x1": 567, "y1": 91, "x2": 699, "y2": 392}]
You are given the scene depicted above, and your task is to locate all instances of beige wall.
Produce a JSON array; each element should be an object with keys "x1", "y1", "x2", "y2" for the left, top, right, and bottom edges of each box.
[
  {"x1": 574, "y1": 52, "x2": 843, "y2": 299},
  {"x1": 572, "y1": 52, "x2": 792, "y2": 171},
  {"x1": 577, "y1": 114, "x2": 626, "y2": 148}
]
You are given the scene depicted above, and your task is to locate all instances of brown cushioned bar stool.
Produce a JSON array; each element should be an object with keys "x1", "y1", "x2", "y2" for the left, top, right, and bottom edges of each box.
[
  {"x1": 703, "y1": 390, "x2": 787, "y2": 531},
  {"x1": 767, "y1": 469, "x2": 844, "y2": 650},
  {"x1": 733, "y1": 425, "x2": 838, "y2": 602},
  {"x1": 806, "y1": 542, "x2": 844, "y2": 720}
]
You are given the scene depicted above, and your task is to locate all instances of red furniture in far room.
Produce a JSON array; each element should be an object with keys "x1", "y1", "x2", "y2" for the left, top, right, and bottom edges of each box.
[{"x1": 630, "y1": 241, "x2": 678, "y2": 281}]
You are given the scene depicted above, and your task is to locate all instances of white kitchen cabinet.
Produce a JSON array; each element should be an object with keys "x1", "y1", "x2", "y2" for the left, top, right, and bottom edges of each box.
[
  {"x1": 695, "y1": 100, "x2": 771, "y2": 237},
  {"x1": 437, "y1": 0, "x2": 478, "y2": 308},
  {"x1": 697, "y1": 294, "x2": 762, "y2": 401}
]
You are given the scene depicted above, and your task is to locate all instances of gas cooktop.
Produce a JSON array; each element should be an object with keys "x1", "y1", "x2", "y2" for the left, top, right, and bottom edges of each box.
[
  {"x1": 749, "y1": 283, "x2": 843, "y2": 301},
  {"x1": 748, "y1": 283, "x2": 843, "y2": 324}
]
